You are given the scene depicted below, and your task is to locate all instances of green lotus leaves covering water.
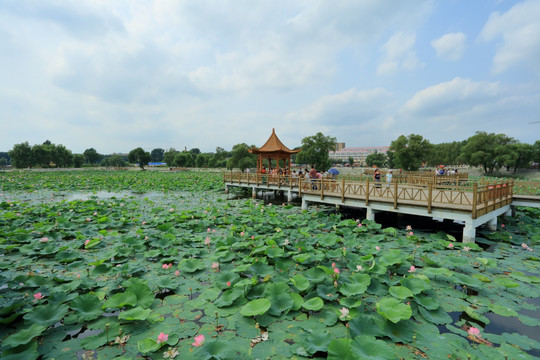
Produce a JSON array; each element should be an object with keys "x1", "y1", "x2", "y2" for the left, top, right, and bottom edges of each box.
[{"x1": 0, "y1": 170, "x2": 539, "y2": 359}]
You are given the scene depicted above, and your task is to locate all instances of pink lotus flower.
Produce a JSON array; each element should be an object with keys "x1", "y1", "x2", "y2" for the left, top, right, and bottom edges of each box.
[
  {"x1": 211, "y1": 262, "x2": 219, "y2": 270},
  {"x1": 501, "y1": 224, "x2": 505, "y2": 228},
  {"x1": 162, "y1": 263, "x2": 172, "y2": 270},
  {"x1": 375, "y1": 246, "x2": 380, "y2": 251},
  {"x1": 240, "y1": 231, "x2": 245, "y2": 236},
  {"x1": 204, "y1": 237, "x2": 211, "y2": 246},
  {"x1": 192, "y1": 334, "x2": 205, "y2": 347},
  {"x1": 93, "y1": 212, "x2": 97, "y2": 216},
  {"x1": 408, "y1": 266, "x2": 416, "y2": 273},
  {"x1": 33, "y1": 292, "x2": 43, "y2": 300},
  {"x1": 251, "y1": 235, "x2": 255, "y2": 239},
  {"x1": 142, "y1": 221, "x2": 146, "y2": 225},
  {"x1": 468, "y1": 327, "x2": 481, "y2": 337},
  {"x1": 407, "y1": 231, "x2": 413, "y2": 236},
  {"x1": 339, "y1": 307, "x2": 350, "y2": 320},
  {"x1": 333, "y1": 268, "x2": 340, "y2": 274},
  {"x1": 448, "y1": 243, "x2": 454, "y2": 249},
  {"x1": 84, "y1": 239, "x2": 90, "y2": 246},
  {"x1": 40, "y1": 237, "x2": 49, "y2": 243},
  {"x1": 357, "y1": 223, "x2": 362, "y2": 227},
  {"x1": 169, "y1": 208, "x2": 174, "y2": 212},
  {"x1": 207, "y1": 228, "x2": 211, "y2": 232},
  {"x1": 226, "y1": 281, "x2": 231, "y2": 287},
  {"x1": 174, "y1": 270, "x2": 180, "y2": 276},
  {"x1": 356, "y1": 265, "x2": 363, "y2": 271},
  {"x1": 521, "y1": 243, "x2": 528, "y2": 249},
  {"x1": 157, "y1": 332, "x2": 168, "y2": 344},
  {"x1": 463, "y1": 246, "x2": 470, "y2": 252},
  {"x1": 331, "y1": 262, "x2": 336, "y2": 268},
  {"x1": 406, "y1": 225, "x2": 412, "y2": 231}
]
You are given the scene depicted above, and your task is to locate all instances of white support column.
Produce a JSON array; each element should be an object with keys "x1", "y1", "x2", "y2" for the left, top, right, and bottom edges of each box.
[
  {"x1": 287, "y1": 190, "x2": 293, "y2": 202},
  {"x1": 463, "y1": 222, "x2": 476, "y2": 243},
  {"x1": 302, "y1": 198, "x2": 309, "y2": 210},
  {"x1": 224, "y1": 185, "x2": 229, "y2": 194},
  {"x1": 366, "y1": 207, "x2": 376, "y2": 221},
  {"x1": 252, "y1": 187, "x2": 257, "y2": 199},
  {"x1": 487, "y1": 217, "x2": 497, "y2": 231}
]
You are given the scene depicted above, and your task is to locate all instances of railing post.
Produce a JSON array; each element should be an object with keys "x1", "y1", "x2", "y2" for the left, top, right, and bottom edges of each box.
[
  {"x1": 365, "y1": 179, "x2": 370, "y2": 205},
  {"x1": 341, "y1": 179, "x2": 345, "y2": 202},
  {"x1": 393, "y1": 181, "x2": 398, "y2": 209},
  {"x1": 472, "y1": 183, "x2": 478, "y2": 219},
  {"x1": 427, "y1": 183, "x2": 432, "y2": 213},
  {"x1": 320, "y1": 179, "x2": 324, "y2": 200}
]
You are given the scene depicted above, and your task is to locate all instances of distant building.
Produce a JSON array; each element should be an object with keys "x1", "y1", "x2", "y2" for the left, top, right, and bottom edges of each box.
[
  {"x1": 335, "y1": 142, "x2": 346, "y2": 151},
  {"x1": 329, "y1": 146, "x2": 389, "y2": 165}
]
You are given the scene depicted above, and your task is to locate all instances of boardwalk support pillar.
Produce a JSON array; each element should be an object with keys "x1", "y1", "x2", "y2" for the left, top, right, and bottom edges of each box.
[
  {"x1": 287, "y1": 190, "x2": 293, "y2": 202},
  {"x1": 463, "y1": 222, "x2": 476, "y2": 243},
  {"x1": 487, "y1": 217, "x2": 497, "y2": 231},
  {"x1": 252, "y1": 187, "x2": 257, "y2": 199},
  {"x1": 366, "y1": 208, "x2": 377, "y2": 221},
  {"x1": 225, "y1": 185, "x2": 229, "y2": 194},
  {"x1": 302, "y1": 198, "x2": 309, "y2": 210}
]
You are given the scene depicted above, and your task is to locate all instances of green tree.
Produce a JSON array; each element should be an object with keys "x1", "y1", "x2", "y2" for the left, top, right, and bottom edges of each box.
[
  {"x1": 508, "y1": 143, "x2": 533, "y2": 173},
  {"x1": 195, "y1": 153, "x2": 211, "y2": 168},
  {"x1": 84, "y1": 148, "x2": 101, "y2": 165},
  {"x1": 208, "y1": 147, "x2": 230, "y2": 168},
  {"x1": 0, "y1": 158, "x2": 7, "y2": 167},
  {"x1": 128, "y1": 147, "x2": 152, "y2": 170},
  {"x1": 226, "y1": 143, "x2": 257, "y2": 170},
  {"x1": 54, "y1": 144, "x2": 73, "y2": 167},
  {"x1": 533, "y1": 140, "x2": 540, "y2": 163},
  {"x1": 365, "y1": 152, "x2": 387, "y2": 168},
  {"x1": 32, "y1": 143, "x2": 54, "y2": 167},
  {"x1": 163, "y1": 148, "x2": 179, "y2": 166},
  {"x1": 173, "y1": 152, "x2": 194, "y2": 167},
  {"x1": 151, "y1": 148, "x2": 165, "y2": 163},
  {"x1": 72, "y1": 154, "x2": 85, "y2": 168},
  {"x1": 348, "y1": 157, "x2": 354, "y2": 167},
  {"x1": 459, "y1": 132, "x2": 515, "y2": 174},
  {"x1": 428, "y1": 141, "x2": 465, "y2": 166},
  {"x1": 101, "y1": 155, "x2": 127, "y2": 167},
  {"x1": 389, "y1": 134, "x2": 432, "y2": 171},
  {"x1": 295, "y1": 132, "x2": 336, "y2": 171}
]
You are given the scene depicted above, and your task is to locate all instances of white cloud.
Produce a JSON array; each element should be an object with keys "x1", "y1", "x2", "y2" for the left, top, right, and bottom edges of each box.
[
  {"x1": 377, "y1": 32, "x2": 424, "y2": 75},
  {"x1": 403, "y1": 77, "x2": 501, "y2": 117},
  {"x1": 480, "y1": 0, "x2": 540, "y2": 75},
  {"x1": 431, "y1": 32, "x2": 466, "y2": 61}
]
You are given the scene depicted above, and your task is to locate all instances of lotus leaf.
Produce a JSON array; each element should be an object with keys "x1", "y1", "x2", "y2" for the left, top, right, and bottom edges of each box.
[
  {"x1": 70, "y1": 293, "x2": 103, "y2": 321},
  {"x1": 376, "y1": 297, "x2": 412, "y2": 323},
  {"x1": 339, "y1": 273, "x2": 371, "y2": 297},
  {"x1": 0, "y1": 340, "x2": 39, "y2": 360},
  {"x1": 103, "y1": 291, "x2": 137, "y2": 309},
  {"x1": 240, "y1": 298, "x2": 271, "y2": 316},
  {"x1": 302, "y1": 297, "x2": 324, "y2": 311},
  {"x1": 327, "y1": 338, "x2": 353, "y2": 360},
  {"x1": 23, "y1": 303, "x2": 69, "y2": 327},
  {"x1": 2, "y1": 324, "x2": 46, "y2": 348},
  {"x1": 118, "y1": 306, "x2": 152, "y2": 321},
  {"x1": 290, "y1": 274, "x2": 310, "y2": 291},
  {"x1": 389, "y1": 285, "x2": 414, "y2": 299},
  {"x1": 137, "y1": 338, "x2": 160, "y2": 354}
]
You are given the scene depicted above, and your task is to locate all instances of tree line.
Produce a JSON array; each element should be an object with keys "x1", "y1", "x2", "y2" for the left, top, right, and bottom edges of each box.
[
  {"x1": 3, "y1": 131, "x2": 540, "y2": 174},
  {"x1": 366, "y1": 132, "x2": 540, "y2": 174}
]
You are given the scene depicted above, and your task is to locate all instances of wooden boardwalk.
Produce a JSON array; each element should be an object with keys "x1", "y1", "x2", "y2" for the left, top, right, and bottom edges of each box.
[{"x1": 223, "y1": 172, "x2": 540, "y2": 243}]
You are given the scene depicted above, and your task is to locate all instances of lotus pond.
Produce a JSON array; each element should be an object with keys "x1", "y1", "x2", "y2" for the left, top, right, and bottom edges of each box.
[{"x1": 1, "y1": 170, "x2": 539, "y2": 359}]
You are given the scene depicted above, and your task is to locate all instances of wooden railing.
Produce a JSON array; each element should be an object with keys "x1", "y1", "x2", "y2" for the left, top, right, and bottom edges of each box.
[{"x1": 223, "y1": 172, "x2": 515, "y2": 219}]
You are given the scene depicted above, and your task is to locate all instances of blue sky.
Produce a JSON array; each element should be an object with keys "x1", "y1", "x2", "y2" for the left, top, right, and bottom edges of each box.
[{"x1": 1, "y1": 0, "x2": 539, "y2": 154}]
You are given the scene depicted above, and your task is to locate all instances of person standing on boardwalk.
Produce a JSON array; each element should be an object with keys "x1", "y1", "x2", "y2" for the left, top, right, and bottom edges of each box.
[
  {"x1": 309, "y1": 166, "x2": 318, "y2": 190},
  {"x1": 386, "y1": 170, "x2": 392, "y2": 186},
  {"x1": 374, "y1": 168, "x2": 381, "y2": 188}
]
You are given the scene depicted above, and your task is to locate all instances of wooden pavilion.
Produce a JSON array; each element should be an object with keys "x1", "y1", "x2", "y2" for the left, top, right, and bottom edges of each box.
[{"x1": 249, "y1": 129, "x2": 301, "y2": 174}]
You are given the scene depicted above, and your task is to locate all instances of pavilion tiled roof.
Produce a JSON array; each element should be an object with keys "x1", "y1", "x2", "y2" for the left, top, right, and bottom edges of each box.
[{"x1": 249, "y1": 129, "x2": 301, "y2": 154}]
